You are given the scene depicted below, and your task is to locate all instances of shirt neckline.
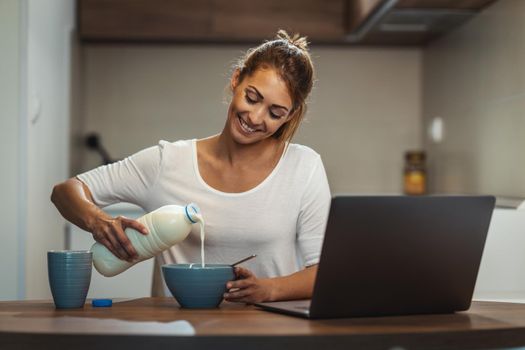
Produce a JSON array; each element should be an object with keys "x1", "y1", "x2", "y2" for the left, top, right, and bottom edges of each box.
[{"x1": 191, "y1": 138, "x2": 289, "y2": 197}]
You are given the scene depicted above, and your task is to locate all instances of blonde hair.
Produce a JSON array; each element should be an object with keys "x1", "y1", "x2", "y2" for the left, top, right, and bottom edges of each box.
[{"x1": 233, "y1": 30, "x2": 314, "y2": 142}]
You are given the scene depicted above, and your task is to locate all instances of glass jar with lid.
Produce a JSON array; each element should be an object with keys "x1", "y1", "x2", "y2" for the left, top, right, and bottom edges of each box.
[{"x1": 403, "y1": 151, "x2": 426, "y2": 195}]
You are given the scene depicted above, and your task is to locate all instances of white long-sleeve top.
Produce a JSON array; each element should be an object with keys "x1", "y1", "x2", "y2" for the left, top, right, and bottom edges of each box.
[{"x1": 77, "y1": 139, "x2": 331, "y2": 279}]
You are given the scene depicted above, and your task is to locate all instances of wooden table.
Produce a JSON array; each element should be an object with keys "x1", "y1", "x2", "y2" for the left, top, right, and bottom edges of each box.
[{"x1": 1, "y1": 298, "x2": 525, "y2": 349}]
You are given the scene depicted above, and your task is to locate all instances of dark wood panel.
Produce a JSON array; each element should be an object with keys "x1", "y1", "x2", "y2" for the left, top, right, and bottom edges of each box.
[
  {"x1": 79, "y1": 0, "x2": 214, "y2": 40},
  {"x1": 79, "y1": 0, "x2": 346, "y2": 42},
  {"x1": 212, "y1": 0, "x2": 345, "y2": 41},
  {"x1": 360, "y1": 30, "x2": 431, "y2": 46},
  {"x1": 396, "y1": 0, "x2": 497, "y2": 10}
]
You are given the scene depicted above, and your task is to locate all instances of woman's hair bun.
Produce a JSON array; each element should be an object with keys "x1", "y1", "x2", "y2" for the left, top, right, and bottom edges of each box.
[{"x1": 276, "y1": 29, "x2": 309, "y2": 51}]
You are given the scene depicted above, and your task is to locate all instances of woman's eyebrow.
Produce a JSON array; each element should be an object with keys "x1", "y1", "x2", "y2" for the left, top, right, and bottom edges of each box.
[
  {"x1": 247, "y1": 85, "x2": 263, "y2": 99},
  {"x1": 248, "y1": 85, "x2": 290, "y2": 112}
]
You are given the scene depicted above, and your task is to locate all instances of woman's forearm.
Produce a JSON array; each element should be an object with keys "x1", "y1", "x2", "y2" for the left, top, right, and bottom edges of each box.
[
  {"x1": 51, "y1": 178, "x2": 148, "y2": 261},
  {"x1": 50, "y1": 177, "x2": 109, "y2": 232},
  {"x1": 266, "y1": 264, "x2": 318, "y2": 301}
]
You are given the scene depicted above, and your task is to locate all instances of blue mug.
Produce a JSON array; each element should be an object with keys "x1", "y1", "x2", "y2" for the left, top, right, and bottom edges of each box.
[{"x1": 47, "y1": 250, "x2": 92, "y2": 309}]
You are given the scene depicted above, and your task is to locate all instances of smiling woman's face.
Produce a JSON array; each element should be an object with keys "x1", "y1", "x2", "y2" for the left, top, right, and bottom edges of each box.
[{"x1": 227, "y1": 67, "x2": 293, "y2": 145}]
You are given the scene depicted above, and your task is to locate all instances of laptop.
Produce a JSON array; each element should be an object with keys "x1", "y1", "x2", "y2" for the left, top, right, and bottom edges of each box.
[{"x1": 255, "y1": 195, "x2": 495, "y2": 319}]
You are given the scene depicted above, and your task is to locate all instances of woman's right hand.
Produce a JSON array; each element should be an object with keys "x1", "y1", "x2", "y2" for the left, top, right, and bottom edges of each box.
[
  {"x1": 88, "y1": 215, "x2": 149, "y2": 262},
  {"x1": 51, "y1": 178, "x2": 149, "y2": 262}
]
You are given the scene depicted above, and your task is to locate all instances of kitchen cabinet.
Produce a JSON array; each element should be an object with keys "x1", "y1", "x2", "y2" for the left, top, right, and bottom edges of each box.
[
  {"x1": 78, "y1": 0, "x2": 497, "y2": 45},
  {"x1": 396, "y1": 0, "x2": 496, "y2": 9},
  {"x1": 79, "y1": 0, "x2": 346, "y2": 43}
]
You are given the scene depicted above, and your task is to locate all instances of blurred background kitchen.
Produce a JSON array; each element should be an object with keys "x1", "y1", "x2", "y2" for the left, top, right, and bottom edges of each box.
[{"x1": 1, "y1": 0, "x2": 524, "y2": 302}]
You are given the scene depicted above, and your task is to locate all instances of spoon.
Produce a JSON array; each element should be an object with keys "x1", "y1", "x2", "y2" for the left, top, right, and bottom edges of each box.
[{"x1": 231, "y1": 254, "x2": 257, "y2": 267}]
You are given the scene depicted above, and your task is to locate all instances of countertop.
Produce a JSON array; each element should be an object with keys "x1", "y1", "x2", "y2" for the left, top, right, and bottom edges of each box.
[{"x1": 2, "y1": 297, "x2": 525, "y2": 349}]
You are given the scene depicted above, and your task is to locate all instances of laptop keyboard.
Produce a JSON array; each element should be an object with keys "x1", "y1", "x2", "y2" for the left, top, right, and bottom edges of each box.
[{"x1": 294, "y1": 305, "x2": 310, "y2": 310}]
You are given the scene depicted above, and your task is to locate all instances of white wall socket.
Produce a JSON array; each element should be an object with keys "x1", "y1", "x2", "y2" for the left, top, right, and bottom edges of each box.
[{"x1": 429, "y1": 116, "x2": 444, "y2": 143}]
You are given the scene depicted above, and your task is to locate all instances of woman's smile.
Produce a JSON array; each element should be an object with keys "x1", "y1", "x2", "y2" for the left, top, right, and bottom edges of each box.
[{"x1": 237, "y1": 114, "x2": 262, "y2": 134}]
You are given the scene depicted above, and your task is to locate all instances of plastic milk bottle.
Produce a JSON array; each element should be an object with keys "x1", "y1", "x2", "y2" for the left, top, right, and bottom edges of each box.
[{"x1": 91, "y1": 203, "x2": 203, "y2": 277}]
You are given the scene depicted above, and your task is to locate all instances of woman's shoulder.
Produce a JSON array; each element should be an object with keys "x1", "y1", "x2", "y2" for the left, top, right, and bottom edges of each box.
[
  {"x1": 285, "y1": 142, "x2": 322, "y2": 162},
  {"x1": 158, "y1": 138, "x2": 195, "y2": 150},
  {"x1": 146, "y1": 139, "x2": 195, "y2": 167},
  {"x1": 153, "y1": 138, "x2": 195, "y2": 156},
  {"x1": 280, "y1": 143, "x2": 323, "y2": 176},
  {"x1": 276, "y1": 143, "x2": 327, "y2": 191}
]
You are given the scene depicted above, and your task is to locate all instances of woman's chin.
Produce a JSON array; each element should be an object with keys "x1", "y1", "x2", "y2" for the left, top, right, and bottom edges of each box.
[
  {"x1": 231, "y1": 132, "x2": 260, "y2": 145},
  {"x1": 230, "y1": 124, "x2": 262, "y2": 144}
]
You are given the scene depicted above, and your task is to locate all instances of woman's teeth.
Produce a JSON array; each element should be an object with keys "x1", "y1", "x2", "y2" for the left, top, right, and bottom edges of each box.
[{"x1": 239, "y1": 116, "x2": 257, "y2": 133}]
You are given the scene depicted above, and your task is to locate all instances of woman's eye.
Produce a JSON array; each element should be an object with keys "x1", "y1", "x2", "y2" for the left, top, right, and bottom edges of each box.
[
  {"x1": 245, "y1": 94, "x2": 257, "y2": 104},
  {"x1": 270, "y1": 111, "x2": 283, "y2": 119}
]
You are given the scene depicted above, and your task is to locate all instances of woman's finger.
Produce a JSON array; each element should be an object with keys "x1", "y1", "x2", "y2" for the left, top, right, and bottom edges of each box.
[
  {"x1": 234, "y1": 266, "x2": 254, "y2": 279},
  {"x1": 121, "y1": 217, "x2": 149, "y2": 235},
  {"x1": 99, "y1": 237, "x2": 121, "y2": 259},
  {"x1": 100, "y1": 233, "x2": 127, "y2": 261},
  {"x1": 115, "y1": 226, "x2": 138, "y2": 259},
  {"x1": 104, "y1": 226, "x2": 131, "y2": 261},
  {"x1": 112, "y1": 221, "x2": 137, "y2": 260},
  {"x1": 227, "y1": 278, "x2": 252, "y2": 290},
  {"x1": 99, "y1": 228, "x2": 121, "y2": 256},
  {"x1": 224, "y1": 287, "x2": 253, "y2": 300}
]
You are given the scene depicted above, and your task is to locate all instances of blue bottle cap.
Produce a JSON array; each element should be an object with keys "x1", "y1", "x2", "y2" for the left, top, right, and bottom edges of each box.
[
  {"x1": 185, "y1": 203, "x2": 201, "y2": 223},
  {"x1": 92, "y1": 299, "x2": 112, "y2": 307}
]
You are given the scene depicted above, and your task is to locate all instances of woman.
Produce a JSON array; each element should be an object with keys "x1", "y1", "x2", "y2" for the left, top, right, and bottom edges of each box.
[{"x1": 51, "y1": 30, "x2": 331, "y2": 304}]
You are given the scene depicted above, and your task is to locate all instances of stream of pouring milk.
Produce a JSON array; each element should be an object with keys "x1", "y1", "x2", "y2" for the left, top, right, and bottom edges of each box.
[
  {"x1": 199, "y1": 221, "x2": 205, "y2": 268},
  {"x1": 185, "y1": 211, "x2": 205, "y2": 269},
  {"x1": 194, "y1": 214, "x2": 205, "y2": 268}
]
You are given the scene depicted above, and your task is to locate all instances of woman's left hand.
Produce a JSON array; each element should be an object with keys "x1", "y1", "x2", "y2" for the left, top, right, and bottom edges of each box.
[{"x1": 224, "y1": 266, "x2": 274, "y2": 304}]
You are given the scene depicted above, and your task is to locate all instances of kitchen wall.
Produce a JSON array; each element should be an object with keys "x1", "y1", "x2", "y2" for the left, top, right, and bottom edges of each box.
[
  {"x1": 422, "y1": 0, "x2": 525, "y2": 302},
  {"x1": 0, "y1": 0, "x2": 23, "y2": 300},
  {"x1": 474, "y1": 206, "x2": 525, "y2": 302},
  {"x1": 0, "y1": 0, "x2": 76, "y2": 300},
  {"x1": 77, "y1": 45, "x2": 422, "y2": 194},
  {"x1": 423, "y1": 0, "x2": 525, "y2": 198},
  {"x1": 24, "y1": 0, "x2": 76, "y2": 299}
]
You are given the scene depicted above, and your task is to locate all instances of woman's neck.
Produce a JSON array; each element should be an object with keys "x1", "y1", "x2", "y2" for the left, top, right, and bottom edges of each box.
[{"x1": 211, "y1": 132, "x2": 285, "y2": 167}]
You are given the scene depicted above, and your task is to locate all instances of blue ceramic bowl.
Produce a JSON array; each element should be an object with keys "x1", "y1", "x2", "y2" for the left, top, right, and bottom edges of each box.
[{"x1": 162, "y1": 264, "x2": 235, "y2": 309}]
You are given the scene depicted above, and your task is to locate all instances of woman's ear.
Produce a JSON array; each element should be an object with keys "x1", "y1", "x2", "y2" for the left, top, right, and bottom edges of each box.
[{"x1": 230, "y1": 69, "x2": 241, "y2": 91}]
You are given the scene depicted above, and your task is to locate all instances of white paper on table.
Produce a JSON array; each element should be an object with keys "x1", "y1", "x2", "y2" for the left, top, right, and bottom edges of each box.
[
  {"x1": 58, "y1": 316, "x2": 196, "y2": 335},
  {"x1": 0, "y1": 315, "x2": 195, "y2": 336}
]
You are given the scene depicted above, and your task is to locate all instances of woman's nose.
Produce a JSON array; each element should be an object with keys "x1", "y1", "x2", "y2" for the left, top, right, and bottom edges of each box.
[{"x1": 247, "y1": 105, "x2": 265, "y2": 125}]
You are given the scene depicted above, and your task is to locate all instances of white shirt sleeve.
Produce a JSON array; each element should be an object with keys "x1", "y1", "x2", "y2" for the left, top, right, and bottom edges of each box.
[
  {"x1": 296, "y1": 155, "x2": 331, "y2": 267},
  {"x1": 76, "y1": 142, "x2": 164, "y2": 208}
]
